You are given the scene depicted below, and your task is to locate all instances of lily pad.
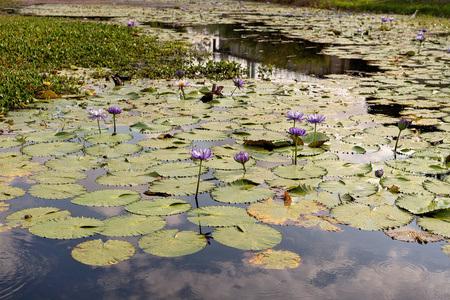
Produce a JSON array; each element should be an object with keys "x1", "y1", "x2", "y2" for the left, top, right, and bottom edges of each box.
[
  {"x1": 29, "y1": 170, "x2": 86, "y2": 184},
  {"x1": 86, "y1": 133, "x2": 133, "y2": 144},
  {"x1": 423, "y1": 179, "x2": 450, "y2": 195},
  {"x1": 331, "y1": 203, "x2": 413, "y2": 231},
  {"x1": 22, "y1": 142, "x2": 82, "y2": 156},
  {"x1": 6, "y1": 206, "x2": 71, "y2": 228},
  {"x1": 137, "y1": 138, "x2": 192, "y2": 149},
  {"x1": 204, "y1": 156, "x2": 256, "y2": 170},
  {"x1": 247, "y1": 249, "x2": 301, "y2": 270},
  {"x1": 151, "y1": 161, "x2": 208, "y2": 177},
  {"x1": 213, "y1": 224, "x2": 282, "y2": 250},
  {"x1": 175, "y1": 129, "x2": 229, "y2": 141},
  {"x1": 384, "y1": 227, "x2": 444, "y2": 243},
  {"x1": 211, "y1": 180, "x2": 275, "y2": 204},
  {"x1": 25, "y1": 131, "x2": 76, "y2": 143},
  {"x1": 45, "y1": 155, "x2": 101, "y2": 171},
  {"x1": 148, "y1": 177, "x2": 216, "y2": 196},
  {"x1": 314, "y1": 160, "x2": 372, "y2": 177},
  {"x1": 29, "y1": 216, "x2": 104, "y2": 239},
  {"x1": 213, "y1": 166, "x2": 276, "y2": 184},
  {"x1": 130, "y1": 122, "x2": 172, "y2": 133},
  {"x1": 96, "y1": 170, "x2": 159, "y2": 186},
  {"x1": 272, "y1": 164, "x2": 327, "y2": 180},
  {"x1": 71, "y1": 189, "x2": 141, "y2": 206},
  {"x1": 102, "y1": 214, "x2": 166, "y2": 237},
  {"x1": 139, "y1": 229, "x2": 207, "y2": 257},
  {"x1": 385, "y1": 158, "x2": 448, "y2": 175},
  {"x1": 396, "y1": 194, "x2": 450, "y2": 214},
  {"x1": 0, "y1": 185, "x2": 26, "y2": 200},
  {"x1": 29, "y1": 183, "x2": 86, "y2": 199},
  {"x1": 125, "y1": 198, "x2": 191, "y2": 216},
  {"x1": 187, "y1": 206, "x2": 256, "y2": 227},
  {"x1": 85, "y1": 143, "x2": 142, "y2": 158},
  {"x1": 72, "y1": 239, "x2": 135, "y2": 266}
]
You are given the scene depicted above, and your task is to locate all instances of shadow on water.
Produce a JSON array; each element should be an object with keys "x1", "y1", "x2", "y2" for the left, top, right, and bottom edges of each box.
[{"x1": 144, "y1": 21, "x2": 380, "y2": 78}]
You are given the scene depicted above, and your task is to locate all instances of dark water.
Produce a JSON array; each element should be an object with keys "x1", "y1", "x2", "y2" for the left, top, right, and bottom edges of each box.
[{"x1": 145, "y1": 21, "x2": 380, "y2": 80}]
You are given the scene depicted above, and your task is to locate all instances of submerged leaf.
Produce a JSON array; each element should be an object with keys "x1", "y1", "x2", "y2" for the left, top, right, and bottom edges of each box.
[{"x1": 247, "y1": 249, "x2": 301, "y2": 270}]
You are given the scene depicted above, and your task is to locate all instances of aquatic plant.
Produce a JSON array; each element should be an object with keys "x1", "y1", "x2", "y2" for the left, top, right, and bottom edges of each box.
[
  {"x1": 288, "y1": 127, "x2": 307, "y2": 165},
  {"x1": 88, "y1": 108, "x2": 107, "y2": 134},
  {"x1": 231, "y1": 78, "x2": 245, "y2": 96},
  {"x1": 177, "y1": 80, "x2": 189, "y2": 100},
  {"x1": 394, "y1": 118, "x2": 412, "y2": 158},
  {"x1": 285, "y1": 110, "x2": 305, "y2": 128},
  {"x1": 107, "y1": 107, "x2": 122, "y2": 134},
  {"x1": 233, "y1": 152, "x2": 250, "y2": 173},
  {"x1": 306, "y1": 114, "x2": 326, "y2": 147},
  {"x1": 190, "y1": 148, "x2": 214, "y2": 199},
  {"x1": 375, "y1": 169, "x2": 384, "y2": 187}
]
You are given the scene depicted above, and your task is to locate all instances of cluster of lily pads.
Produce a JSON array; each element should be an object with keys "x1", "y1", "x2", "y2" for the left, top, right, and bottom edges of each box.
[{"x1": 0, "y1": 0, "x2": 449, "y2": 268}]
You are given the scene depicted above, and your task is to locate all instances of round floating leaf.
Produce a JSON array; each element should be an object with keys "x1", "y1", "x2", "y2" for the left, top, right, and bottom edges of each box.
[
  {"x1": 125, "y1": 198, "x2": 191, "y2": 216},
  {"x1": 0, "y1": 161, "x2": 47, "y2": 179},
  {"x1": 0, "y1": 185, "x2": 26, "y2": 200},
  {"x1": 45, "y1": 155, "x2": 101, "y2": 171},
  {"x1": 213, "y1": 166, "x2": 275, "y2": 184},
  {"x1": 331, "y1": 203, "x2": 413, "y2": 231},
  {"x1": 130, "y1": 122, "x2": 172, "y2": 133},
  {"x1": 96, "y1": 170, "x2": 159, "y2": 186},
  {"x1": 383, "y1": 175, "x2": 428, "y2": 194},
  {"x1": 22, "y1": 142, "x2": 82, "y2": 156},
  {"x1": 204, "y1": 156, "x2": 256, "y2": 170},
  {"x1": 25, "y1": 131, "x2": 76, "y2": 143},
  {"x1": 423, "y1": 179, "x2": 450, "y2": 195},
  {"x1": 213, "y1": 224, "x2": 282, "y2": 250},
  {"x1": 384, "y1": 227, "x2": 444, "y2": 243},
  {"x1": 71, "y1": 189, "x2": 140, "y2": 207},
  {"x1": 417, "y1": 216, "x2": 450, "y2": 238},
  {"x1": 211, "y1": 180, "x2": 275, "y2": 204},
  {"x1": 442, "y1": 245, "x2": 450, "y2": 257},
  {"x1": 144, "y1": 148, "x2": 191, "y2": 161},
  {"x1": 86, "y1": 133, "x2": 133, "y2": 144},
  {"x1": 137, "y1": 138, "x2": 191, "y2": 149},
  {"x1": 247, "y1": 249, "x2": 301, "y2": 270},
  {"x1": 314, "y1": 160, "x2": 372, "y2": 177},
  {"x1": 187, "y1": 206, "x2": 256, "y2": 227},
  {"x1": 232, "y1": 129, "x2": 286, "y2": 142},
  {"x1": 354, "y1": 189, "x2": 398, "y2": 206},
  {"x1": 85, "y1": 143, "x2": 142, "y2": 158},
  {"x1": 102, "y1": 214, "x2": 166, "y2": 237},
  {"x1": 396, "y1": 194, "x2": 450, "y2": 214},
  {"x1": 154, "y1": 116, "x2": 200, "y2": 126},
  {"x1": 72, "y1": 239, "x2": 135, "y2": 266},
  {"x1": 29, "y1": 216, "x2": 104, "y2": 239},
  {"x1": 247, "y1": 198, "x2": 327, "y2": 226},
  {"x1": 29, "y1": 170, "x2": 86, "y2": 184},
  {"x1": 200, "y1": 121, "x2": 239, "y2": 131},
  {"x1": 296, "y1": 215, "x2": 343, "y2": 231},
  {"x1": 6, "y1": 207, "x2": 71, "y2": 228},
  {"x1": 148, "y1": 177, "x2": 216, "y2": 196},
  {"x1": 175, "y1": 129, "x2": 229, "y2": 141},
  {"x1": 342, "y1": 134, "x2": 390, "y2": 146},
  {"x1": 0, "y1": 137, "x2": 22, "y2": 148},
  {"x1": 385, "y1": 158, "x2": 448, "y2": 175},
  {"x1": 139, "y1": 229, "x2": 207, "y2": 257},
  {"x1": 29, "y1": 183, "x2": 86, "y2": 199},
  {"x1": 272, "y1": 164, "x2": 327, "y2": 180},
  {"x1": 319, "y1": 180, "x2": 378, "y2": 198},
  {"x1": 151, "y1": 162, "x2": 207, "y2": 177},
  {"x1": 0, "y1": 152, "x2": 31, "y2": 164}
]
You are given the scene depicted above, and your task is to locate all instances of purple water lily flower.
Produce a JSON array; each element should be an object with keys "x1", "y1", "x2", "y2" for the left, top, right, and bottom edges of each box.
[
  {"x1": 126, "y1": 20, "x2": 136, "y2": 27},
  {"x1": 306, "y1": 114, "x2": 326, "y2": 124},
  {"x1": 88, "y1": 108, "x2": 107, "y2": 121},
  {"x1": 288, "y1": 127, "x2": 307, "y2": 137},
  {"x1": 375, "y1": 169, "x2": 384, "y2": 178},
  {"x1": 389, "y1": 17, "x2": 395, "y2": 22},
  {"x1": 285, "y1": 110, "x2": 306, "y2": 126},
  {"x1": 234, "y1": 152, "x2": 250, "y2": 173},
  {"x1": 176, "y1": 70, "x2": 185, "y2": 78},
  {"x1": 107, "y1": 107, "x2": 121, "y2": 115},
  {"x1": 233, "y1": 78, "x2": 245, "y2": 89},
  {"x1": 190, "y1": 148, "x2": 214, "y2": 161},
  {"x1": 381, "y1": 17, "x2": 387, "y2": 22},
  {"x1": 398, "y1": 118, "x2": 412, "y2": 131}
]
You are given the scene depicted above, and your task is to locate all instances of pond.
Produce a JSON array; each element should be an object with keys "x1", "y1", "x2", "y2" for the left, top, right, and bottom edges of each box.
[{"x1": 1, "y1": 1, "x2": 450, "y2": 300}]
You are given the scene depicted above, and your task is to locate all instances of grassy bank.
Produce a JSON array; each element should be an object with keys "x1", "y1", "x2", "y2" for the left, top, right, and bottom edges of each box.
[
  {"x1": 0, "y1": 14, "x2": 241, "y2": 110},
  {"x1": 253, "y1": 0, "x2": 450, "y2": 17}
]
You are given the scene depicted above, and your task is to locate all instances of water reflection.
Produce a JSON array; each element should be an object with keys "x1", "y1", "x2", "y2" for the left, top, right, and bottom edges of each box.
[{"x1": 145, "y1": 22, "x2": 380, "y2": 80}]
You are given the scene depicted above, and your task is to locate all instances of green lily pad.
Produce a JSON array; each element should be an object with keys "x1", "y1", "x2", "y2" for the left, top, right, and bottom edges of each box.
[
  {"x1": 248, "y1": 249, "x2": 301, "y2": 270},
  {"x1": 85, "y1": 143, "x2": 143, "y2": 158},
  {"x1": 200, "y1": 121, "x2": 239, "y2": 131},
  {"x1": 86, "y1": 133, "x2": 133, "y2": 144},
  {"x1": 151, "y1": 162, "x2": 209, "y2": 178},
  {"x1": 385, "y1": 158, "x2": 448, "y2": 175},
  {"x1": 354, "y1": 189, "x2": 398, "y2": 206},
  {"x1": 45, "y1": 155, "x2": 101, "y2": 171},
  {"x1": 384, "y1": 227, "x2": 444, "y2": 243},
  {"x1": 148, "y1": 177, "x2": 216, "y2": 196},
  {"x1": 272, "y1": 164, "x2": 327, "y2": 180},
  {"x1": 423, "y1": 179, "x2": 450, "y2": 195},
  {"x1": 96, "y1": 170, "x2": 159, "y2": 186},
  {"x1": 314, "y1": 160, "x2": 372, "y2": 177},
  {"x1": 29, "y1": 183, "x2": 86, "y2": 199},
  {"x1": 144, "y1": 148, "x2": 191, "y2": 161},
  {"x1": 396, "y1": 194, "x2": 450, "y2": 214},
  {"x1": 203, "y1": 156, "x2": 255, "y2": 170},
  {"x1": 0, "y1": 137, "x2": 23, "y2": 148},
  {"x1": 154, "y1": 116, "x2": 200, "y2": 126},
  {"x1": 383, "y1": 175, "x2": 428, "y2": 194},
  {"x1": 0, "y1": 161, "x2": 47, "y2": 179},
  {"x1": 213, "y1": 166, "x2": 275, "y2": 184},
  {"x1": 29, "y1": 170, "x2": 86, "y2": 184},
  {"x1": 331, "y1": 203, "x2": 413, "y2": 231},
  {"x1": 130, "y1": 122, "x2": 172, "y2": 133},
  {"x1": 6, "y1": 207, "x2": 71, "y2": 228},
  {"x1": 211, "y1": 180, "x2": 275, "y2": 204},
  {"x1": 417, "y1": 216, "x2": 450, "y2": 238},
  {"x1": 0, "y1": 185, "x2": 26, "y2": 200},
  {"x1": 25, "y1": 131, "x2": 76, "y2": 143},
  {"x1": 187, "y1": 206, "x2": 256, "y2": 227},
  {"x1": 139, "y1": 229, "x2": 207, "y2": 257},
  {"x1": 71, "y1": 189, "x2": 141, "y2": 206},
  {"x1": 213, "y1": 224, "x2": 282, "y2": 250},
  {"x1": 29, "y1": 216, "x2": 104, "y2": 239},
  {"x1": 175, "y1": 129, "x2": 229, "y2": 141},
  {"x1": 0, "y1": 152, "x2": 31, "y2": 164},
  {"x1": 72, "y1": 239, "x2": 135, "y2": 266},
  {"x1": 247, "y1": 198, "x2": 327, "y2": 225},
  {"x1": 22, "y1": 142, "x2": 83, "y2": 156},
  {"x1": 319, "y1": 180, "x2": 378, "y2": 198},
  {"x1": 137, "y1": 138, "x2": 192, "y2": 149},
  {"x1": 102, "y1": 214, "x2": 166, "y2": 237},
  {"x1": 125, "y1": 198, "x2": 191, "y2": 216}
]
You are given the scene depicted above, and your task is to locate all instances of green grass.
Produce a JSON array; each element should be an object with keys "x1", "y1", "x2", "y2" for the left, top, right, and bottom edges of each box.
[{"x1": 0, "y1": 15, "x2": 243, "y2": 111}]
